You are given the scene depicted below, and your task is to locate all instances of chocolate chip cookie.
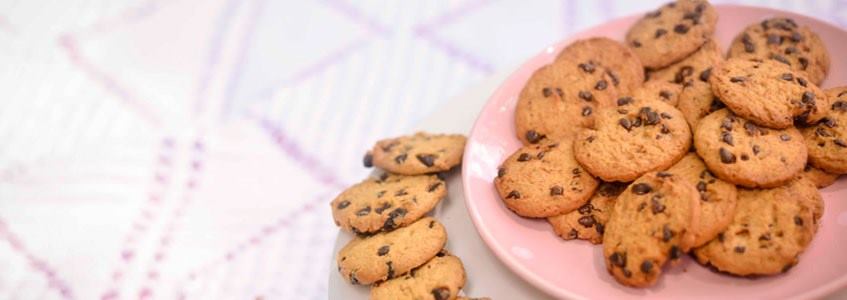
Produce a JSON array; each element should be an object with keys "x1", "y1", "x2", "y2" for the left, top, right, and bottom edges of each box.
[
  {"x1": 694, "y1": 109, "x2": 807, "y2": 188},
  {"x1": 514, "y1": 60, "x2": 619, "y2": 144},
  {"x1": 556, "y1": 37, "x2": 645, "y2": 95},
  {"x1": 802, "y1": 87, "x2": 847, "y2": 174},
  {"x1": 337, "y1": 217, "x2": 447, "y2": 285},
  {"x1": 693, "y1": 178, "x2": 821, "y2": 276},
  {"x1": 495, "y1": 140, "x2": 599, "y2": 218},
  {"x1": 710, "y1": 58, "x2": 830, "y2": 128},
  {"x1": 626, "y1": 0, "x2": 718, "y2": 69},
  {"x1": 603, "y1": 172, "x2": 700, "y2": 287},
  {"x1": 371, "y1": 251, "x2": 466, "y2": 300},
  {"x1": 332, "y1": 173, "x2": 446, "y2": 234},
  {"x1": 667, "y1": 153, "x2": 738, "y2": 247},
  {"x1": 728, "y1": 17, "x2": 830, "y2": 85},
  {"x1": 574, "y1": 99, "x2": 691, "y2": 182},
  {"x1": 800, "y1": 164, "x2": 839, "y2": 188},
  {"x1": 368, "y1": 132, "x2": 466, "y2": 175},
  {"x1": 548, "y1": 181, "x2": 628, "y2": 244}
]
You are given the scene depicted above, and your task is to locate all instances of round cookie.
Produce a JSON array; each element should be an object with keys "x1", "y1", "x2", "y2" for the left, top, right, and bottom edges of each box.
[
  {"x1": 710, "y1": 58, "x2": 830, "y2": 129},
  {"x1": 625, "y1": 0, "x2": 718, "y2": 69},
  {"x1": 514, "y1": 60, "x2": 619, "y2": 144},
  {"x1": 548, "y1": 181, "x2": 628, "y2": 244},
  {"x1": 337, "y1": 217, "x2": 447, "y2": 285},
  {"x1": 495, "y1": 140, "x2": 599, "y2": 218},
  {"x1": 801, "y1": 87, "x2": 847, "y2": 174},
  {"x1": 574, "y1": 99, "x2": 691, "y2": 182},
  {"x1": 800, "y1": 164, "x2": 839, "y2": 188},
  {"x1": 331, "y1": 173, "x2": 446, "y2": 234},
  {"x1": 667, "y1": 153, "x2": 738, "y2": 247},
  {"x1": 603, "y1": 172, "x2": 700, "y2": 287},
  {"x1": 632, "y1": 80, "x2": 683, "y2": 107},
  {"x1": 694, "y1": 109, "x2": 807, "y2": 188},
  {"x1": 369, "y1": 132, "x2": 466, "y2": 175},
  {"x1": 693, "y1": 178, "x2": 821, "y2": 276},
  {"x1": 556, "y1": 37, "x2": 645, "y2": 95},
  {"x1": 728, "y1": 17, "x2": 830, "y2": 85},
  {"x1": 371, "y1": 252, "x2": 466, "y2": 300}
]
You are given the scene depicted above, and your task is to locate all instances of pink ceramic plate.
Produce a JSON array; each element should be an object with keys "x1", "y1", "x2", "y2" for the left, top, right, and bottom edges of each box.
[{"x1": 463, "y1": 4, "x2": 847, "y2": 299}]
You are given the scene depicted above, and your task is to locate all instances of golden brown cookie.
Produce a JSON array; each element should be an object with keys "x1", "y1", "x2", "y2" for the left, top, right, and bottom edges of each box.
[
  {"x1": 667, "y1": 153, "x2": 738, "y2": 247},
  {"x1": 495, "y1": 140, "x2": 599, "y2": 218},
  {"x1": 548, "y1": 181, "x2": 628, "y2": 244},
  {"x1": 331, "y1": 173, "x2": 446, "y2": 234},
  {"x1": 801, "y1": 87, "x2": 847, "y2": 174},
  {"x1": 693, "y1": 178, "x2": 821, "y2": 277},
  {"x1": 709, "y1": 58, "x2": 830, "y2": 129},
  {"x1": 694, "y1": 109, "x2": 807, "y2": 188},
  {"x1": 371, "y1": 251, "x2": 466, "y2": 300},
  {"x1": 800, "y1": 164, "x2": 839, "y2": 188},
  {"x1": 337, "y1": 217, "x2": 447, "y2": 285},
  {"x1": 369, "y1": 132, "x2": 466, "y2": 175},
  {"x1": 603, "y1": 172, "x2": 700, "y2": 287},
  {"x1": 728, "y1": 17, "x2": 830, "y2": 85},
  {"x1": 574, "y1": 99, "x2": 691, "y2": 182},
  {"x1": 625, "y1": 0, "x2": 718, "y2": 69},
  {"x1": 556, "y1": 37, "x2": 645, "y2": 95},
  {"x1": 514, "y1": 60, "x2": 619, "y2": 144}
]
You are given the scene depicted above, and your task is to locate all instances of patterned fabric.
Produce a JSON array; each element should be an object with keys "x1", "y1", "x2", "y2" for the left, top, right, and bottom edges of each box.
[{"x1": 0, "y1": 0, "x2": 843, "y2": 299}]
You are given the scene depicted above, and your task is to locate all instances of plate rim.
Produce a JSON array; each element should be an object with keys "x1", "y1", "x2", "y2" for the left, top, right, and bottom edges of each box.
[{"x1": 461, "y1": 4, "x2": 847, "y2": 299}]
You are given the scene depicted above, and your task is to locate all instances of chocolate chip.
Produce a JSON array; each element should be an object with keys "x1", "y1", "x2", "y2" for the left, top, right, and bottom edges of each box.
[
  {"x1": 673, "y1": 24, "x2": 689, "y2": 34},
  {"x1": 719, "y1": 148, "x2": 736, "y2": 164},
  {"x1": 734, "y1": 246, "x2": 746, "y2": 253},
  {"x1": 350, "y1": 273, "x2": 359, "y2": 285},
  {"x1": 721, "y1": 132, "x2": 734, "y2": 146},
  {"x1": 657, "y1": 171, "x2": 671, "y2": 178},
  {"x1": 617, "y1": 97, "x2": 633, "y2": 106},
  {"x1": 550, "y1": 186, "x2": 564, "y2": 196},
  {"x1": 798, "y1": 57, "x2": 809, "y2": 70},
  {"x1": 378, "y1": 245, "x2": 390, "y2": 256},
  {"x1": 651, "y1": 196, "x2": 665, "y2": 214},
  {"x1": 632, "y1": 183, "x2": 652, "y2": 195},
  {"x1": 802, "y1": 91, "x2": 815, "y2": 104},
  {"x1": 655, "y1": 28, "x2": 667, "y2": 38},
  {"x1": 432, "y1": 287, "x2": 451, "y2": 300},
  {"x1": 781, "y1": 73, "x2": 794, "y2": 81},
  {"x1": 797, "y1": 77, "x2": 808, "y2": 87},
  {"x1": 790, "y1": 31, "x2": 803, "y2": 42},
  {"x1": 595, "y1": 223, "x2": 605, "y2": 234},
  {"x1": 417, "y1": 154, "x2": 437, "y2": 167},
  {"x1": 607, "y1": 70, "x2": 620, "y2": 86},
  {"x1": 660, "y1": 112, "x2": 673, "y2": 120},
  {"x1": 683, "y1": 11, "x2": 701, "y2": 24},
  {"x1": 429, "y1": 220, "x2": 435, "y2": 228},
  {"x1": 517, "y1": 153, "x2": 531, "y2": 162},
  {"x1": 377, "y1": 190, "x2": 386, "y2": 198},
  {"x1": 427, "y1": 182, "x2": 442, "y2": 192},
  {"x1": 822, "y1": 118, "x2": 837, "y2": 128},
  {"x1": 579, "y1": 90, "x2": 593, "y2": 101},
  {"x1": 542, "y1": 87, "x2": 552, "y2": 97},
  {"x1": 577, "y1": 203, "x2": 593, "y2": 214},
  {"x1": 382, "y1": 208, "x2": 407, "y2": 230},
  {"x1": 592, "y1": 80, "x2": 608, "y2": 91},
  {"x1": 638, "y1": 202, "x2": 647, "y2": 212},
  {"x1": 721, "y1": 118, "x2": 733, "y2": 131},
  {"x1": 631, "y1": 117, "x2": 641, "y2": 128},
  {"x1": 759, "y1": 233, "x2": 771, "y2": 241},
  {"x1": 579, "y1": 62, "x2": 596, "y2": 73},
  {"x1": 742, "y1": 33, "x2": 755, "y2": 53},
  {"x1": 663, "y1": 224, "x2": 674, "y2": 242},
  {"x1": 525, "y1": 130, "x2": 544, "y2": 144},
  {"x1": 640, "y1": 260, "x2": 653, "y2": 274},
  {"x1": 697, "y1": 181, "x2": 707, "y2": 192},
  {"x1": 794, "y1": 216, "x2": 804, "y2": 226},
  {"x1": 674, "y1": 66, "x2": 694, "y2": 83},
  {"x1": 337, "y1": 200, "x2": 351, "y2": 210},
  {"x1": 363, "y1": 153, "x2": 373, "y2": 167},
  {"x1": 356, "y1": 206, "x2": 371, "y2": 216},
  {"x1": 835, "y1": 139, "x2": 847, "y2": 147},
  {"x1": 386, "y1": 261, "x2": 395, "y2": 279},
  {"x1": 659, "y1": 90, "x2": 672, "y2": 100},
  {"x1": 779, "y1": 134, "x2": 791, "y2": 141},
  {"x1": 741, "y1": 154, "x2": 749, "y2": 161},
  {"x1": 699, "y1": 68, "x2": 712, "y2": 82},
  {"x1": 661, "y1": 124, "x2": 670, "y2": 134},
  {"x1": 771, "y1": 54, "x2": 791, "y2": 66},
  {"x1": 375, "y1": 202, "x2": 392, "y2": 214},
  {"x1": 619, "y1": 118, "x2": 632, "y2": 131},
  {"x1": 730, "y1": 76, "x2": 746, "y2": 83},
  {"x1": 582, "y1": 106, "x2": 592, "y2": 116},
  {"x1": 669, "y1": 246, "x2": 682, "y2": 259},
  {"x1": 394, "y1": 153, "x2": 407, "y2": 164},
  {"x1": 816, "y1": 127, "x2": 832, "y2": 137},
  {"x1": 506, "y1": 190, "x2": 521, "y2": 199},
  {"x1": 578, "y1": 215, "x2": 596, "y2": 228},
  {"x1": 610, "y1": 252, "x2": 626, "y2": 268},
  {"x1": 767, "y1": 34, "x2": 783, "y2": 45},
  {"x1": 834, "y1": 101, "x2": 847, "y2": 111},
  {"x1": 785, "y1": 46, "x2": 797, "y2": 55},
  {"x1": 623, "y1": 269, "x2": 632, "y2": 278}
]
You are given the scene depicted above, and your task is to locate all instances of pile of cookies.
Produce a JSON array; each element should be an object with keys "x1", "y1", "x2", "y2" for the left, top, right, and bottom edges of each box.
[
  {"x1": 331, "y1": 132, "x2": 486, "y2": 300},
  {"x1": 496, "y1": 0, "x2": 842, "y2": 288}
]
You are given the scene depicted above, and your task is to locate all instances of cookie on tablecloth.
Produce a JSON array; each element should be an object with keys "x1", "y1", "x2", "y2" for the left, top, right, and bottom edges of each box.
[
  {"x1": 556, "y1": 37, "x2": 645, "y2": 94},
  {"x1": 574, "y1": 99, "x2": 691, "y2": 182},
  {"x1": 801, "y1": 87, "x2": 847, "y2": 174},
  {"x1": 548, "y1": 181, "x2": 628, "y2": 244},
  {"x1": 728, "y1": 17, "x2": 830, "y2": 85},
  {"x1": 368, "y1": 132, "x2": 466, "y2": 175},
  {"x1": 693, "y1": 178, "x2": 821, "y2": 276},
  {"x1": 626, "y1": 0, "x2": 718, "y2": 69},
  {"x1": 495, "y1": 140, "x2": 599, "y2": 218},
  {"x1": 694, "y1": 109, "x2": 807, "y2": 188},
  {"x1": 603, "y1": 172, "x2": 700, "y2": 287},
  {"x1": 710, "y1": 58, "x2": 829, "y2": 128},
  {"x1": 331, "y1": 173, "x2": 446, "y2": 234},
  {"x1": 371, "y1": 251, "x2": 466, "y2": 300},
  {"x1": 337, "y1": 217, "x2": 447, "y2": 285},
  {"x1": 668, "y1": 153, "x2": 738, "y2": 247}
]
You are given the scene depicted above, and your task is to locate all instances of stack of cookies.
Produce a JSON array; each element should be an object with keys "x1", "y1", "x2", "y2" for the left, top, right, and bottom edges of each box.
[
  {"x1": 496, "y1": 0, "x2": 842, "y2": 288},
  {"x1": 331, "y1": 132, "x2": 487, "y2": 300}
]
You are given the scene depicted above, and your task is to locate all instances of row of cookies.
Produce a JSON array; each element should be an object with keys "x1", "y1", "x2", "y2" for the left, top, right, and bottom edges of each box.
[
  {"x1": 497, "y1": 0, "x2": 839, "y2": 288},
  {"x1": 331, "y1": 132, "x2": 486, "y2": 300}
]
